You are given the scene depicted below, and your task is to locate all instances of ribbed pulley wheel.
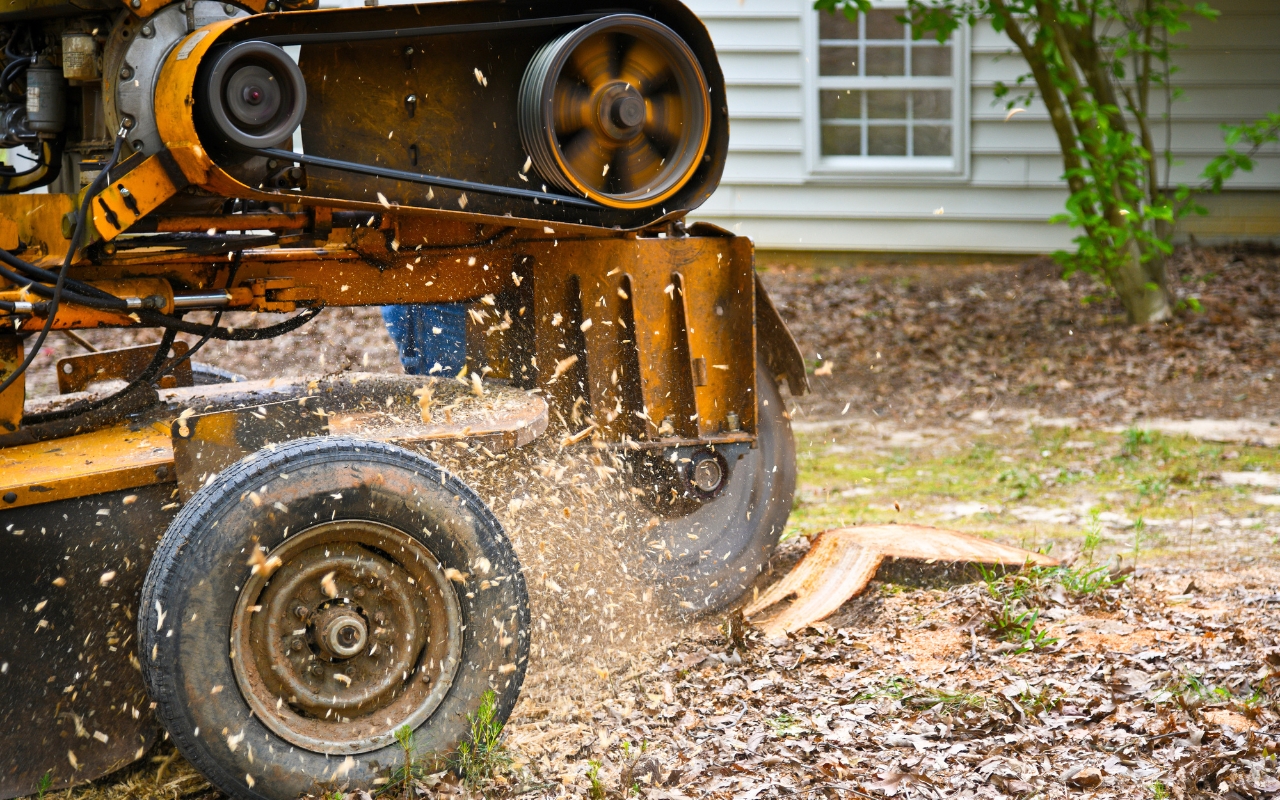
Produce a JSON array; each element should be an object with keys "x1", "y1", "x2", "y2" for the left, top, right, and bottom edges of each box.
[{"x1": 518, "y1": 15, "x2": 711, "y2": 209}]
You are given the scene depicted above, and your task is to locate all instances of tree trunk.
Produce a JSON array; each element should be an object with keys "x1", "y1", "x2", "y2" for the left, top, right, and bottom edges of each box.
[{"x1": 1112, "y1": 240, "x2": 1171, "y2": 323}]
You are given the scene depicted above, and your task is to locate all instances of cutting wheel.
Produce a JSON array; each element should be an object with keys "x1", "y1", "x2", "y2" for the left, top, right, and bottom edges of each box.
[{"x1": 519, "y1": 14, "x2": 711, "y2": 208}]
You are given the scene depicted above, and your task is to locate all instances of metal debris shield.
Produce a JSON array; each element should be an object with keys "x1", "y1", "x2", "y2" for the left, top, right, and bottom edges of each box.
[{"x1": 744, "y1": 525, "x2": 1058, "y2": 635}]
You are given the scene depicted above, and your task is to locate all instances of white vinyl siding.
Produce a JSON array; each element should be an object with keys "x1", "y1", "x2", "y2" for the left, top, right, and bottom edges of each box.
[{"x1": 686, "y1": 0, "x2": 1280, "y2": 252}]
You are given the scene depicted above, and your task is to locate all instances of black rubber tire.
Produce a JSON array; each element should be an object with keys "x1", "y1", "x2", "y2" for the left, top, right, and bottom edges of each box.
[
  {"x1": 190, "y1": 362, "x2": 246, "y2": 385},
  {"x1": 651, "y1": 353, "x2": 796, "y2": 612},
  {"x1": 139, "y1": 437, "x2": 530, "y2": 800}
]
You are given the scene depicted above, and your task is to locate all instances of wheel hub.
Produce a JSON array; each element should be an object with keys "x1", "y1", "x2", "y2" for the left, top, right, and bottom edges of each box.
[
  {"x1": 230, "y1": 521, "x2": 462, "y2": 753},
  {"x1": 312, "y1": 603, "x2": 369, "y2": 660},
  {"x1": 597, "y1": 82, "x2": 646, "y2": 140}
]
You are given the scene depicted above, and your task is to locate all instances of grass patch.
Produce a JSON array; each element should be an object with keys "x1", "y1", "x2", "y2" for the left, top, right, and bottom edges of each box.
[
  {"x1": 788, "y1": 424, "x2": 1280, "y2": 558},
  {"x1": 452, "y1": 690, "x2": 512, "y2": 790}
]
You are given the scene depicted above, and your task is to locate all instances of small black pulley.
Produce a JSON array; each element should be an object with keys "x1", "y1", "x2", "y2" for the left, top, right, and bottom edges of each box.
[{"x1": 194, "y1": 41, "x2": 307, "y2": 158}]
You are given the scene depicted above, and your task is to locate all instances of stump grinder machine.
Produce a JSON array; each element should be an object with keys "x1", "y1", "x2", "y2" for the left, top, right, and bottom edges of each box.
[{"x1": 0, "y1": 1, "x2": 808, "y2": 797}]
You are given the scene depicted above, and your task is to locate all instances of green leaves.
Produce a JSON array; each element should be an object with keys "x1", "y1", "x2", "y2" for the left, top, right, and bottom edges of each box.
[{"x1": 1200, "y1": 110, "x2": 1280, "y2": 193}]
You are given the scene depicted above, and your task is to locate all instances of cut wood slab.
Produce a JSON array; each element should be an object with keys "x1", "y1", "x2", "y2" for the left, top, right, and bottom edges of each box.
[{"x1": 745, "y1": 525, "x2": 1057, "y2": 635}]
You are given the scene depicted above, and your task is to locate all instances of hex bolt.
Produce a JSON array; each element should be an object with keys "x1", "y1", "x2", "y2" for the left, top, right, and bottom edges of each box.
[
  {"x1": 120, "y1": 65, "x2": 134, "y2": 80},
  {"x1": 120, "y1": 115, "x2": 135, "y2": 130},
  {"x1": 130, "y1": 0, "x2": 140, "y2": 7},
  {"x1": 223, "y1": 2, "x2": 235, "y2": 13},
  {"x1": 309, "y1": 664, "x2": 323, "y2": 677},
  {"x1": 294, "y1": 605, "x2": 309, "y2": 619},
  {"x1": 421, "y1": 672, "x2": 431, "y2": 684},
  {"x1": 290, "y1": 638, "x2": 304, "y2": 652},
  {"x1": 140, "y1": 24, "x2": 154, "y2": 38}
]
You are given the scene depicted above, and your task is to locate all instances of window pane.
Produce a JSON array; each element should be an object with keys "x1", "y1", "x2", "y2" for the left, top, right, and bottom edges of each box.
[
  {"x1": 820, "y1": 89, "x2": 863, "y2": 119},
  {"x1": 819, "y1": 46, "x2": 859, "y2": 76},
  {"x1": 912, "y1": 90, "x2": 951, "y2": 120},
  {"x1": 865, "y1": 46, "x2": 905, "y2": 76},
  {"x1": 912, "y1": 45, "x2": 952, "y2": 76},
  {"x1": 868, "y1": 125, "x2": 907, "y2": 155},
  {"x1": 865, "y1": 9, "x2": 904, "y2": 39},
  {"x1": 914, "y1": 125, "x2": 952, "y2": 156},
  {"x1": 867, "y1": 90, "x2": 907, "y2": 119},
  {"x1": 818, "y1": 10, "x2": 859, "y2": 40},
  {"x1": 822, "y1": 124, "x2": 862, "y2": 155}
]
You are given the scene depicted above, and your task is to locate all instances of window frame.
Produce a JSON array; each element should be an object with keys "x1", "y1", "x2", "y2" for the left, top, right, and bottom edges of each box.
[{"x1": 802, "y1": 0, "x2": 970, "y2": 181}]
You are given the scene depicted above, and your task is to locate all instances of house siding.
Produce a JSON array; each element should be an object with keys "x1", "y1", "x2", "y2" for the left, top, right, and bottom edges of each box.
[{"x1": 687, "y1": 0, "x2": 1280, "y2": 253}]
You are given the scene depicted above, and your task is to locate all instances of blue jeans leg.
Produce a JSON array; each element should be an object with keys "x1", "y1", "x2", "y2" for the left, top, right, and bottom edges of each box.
[{"x1": 380, "y1": 303, "x2": 468, "y2": 376}]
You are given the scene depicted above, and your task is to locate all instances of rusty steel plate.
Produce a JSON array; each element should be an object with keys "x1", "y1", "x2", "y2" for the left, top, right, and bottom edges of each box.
[{"x1": 56, "y1": 342, "x2": 194, "y2": 395}]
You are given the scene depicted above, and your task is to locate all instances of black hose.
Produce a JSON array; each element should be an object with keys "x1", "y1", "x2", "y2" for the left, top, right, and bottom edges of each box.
[
  {"x1": 3, "y1": 240, "x2": 323, "y2": 339},
  {"x1": 24, "y1": 255, "x2": 247, "y2": 426},
  {"x1": 137, "y1": 305, "x2": 324, "y2": 341},
  {"x1": 22, "y1": 325, "x2": 179, "y2": 425},
  {"x1": 0, "y1": 131, "x2": 126, "y2": 400}
]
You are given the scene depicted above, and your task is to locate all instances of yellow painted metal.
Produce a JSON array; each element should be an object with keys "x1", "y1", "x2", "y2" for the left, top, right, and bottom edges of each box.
[
  {"x1": 0, "y1": 422, "x2": 174, "y2": 510},
  {"x1": 91, "y1": 154, "x2": 190, "y2": 242},
  {"x1": 0, "y1": 194, "x2": 77, "y2": 267},
  {"x1": 0, "y1": 337, "x2": 25, "y2": 434},
  {"x1": 10, "y1": 279, "x2": 176, "y2": 331},
  {"x1": 520, "y1": 234, "x2": 756, "y2": 442}
]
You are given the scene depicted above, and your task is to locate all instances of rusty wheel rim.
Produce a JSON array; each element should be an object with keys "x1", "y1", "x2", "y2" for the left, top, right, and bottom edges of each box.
[{"x1": 229, "y1": 520, "x2": 462, "y2": 753}]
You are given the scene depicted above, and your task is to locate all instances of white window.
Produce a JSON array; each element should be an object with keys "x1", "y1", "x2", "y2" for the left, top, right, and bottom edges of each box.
[{"x1": 805, "y1": 2, "x2": 968, "y2": 178}]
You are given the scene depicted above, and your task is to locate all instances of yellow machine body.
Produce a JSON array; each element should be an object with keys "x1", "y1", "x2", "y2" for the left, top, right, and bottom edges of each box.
[{"x1": 0, "y1": 0, "x2": 807, "y2": 796}]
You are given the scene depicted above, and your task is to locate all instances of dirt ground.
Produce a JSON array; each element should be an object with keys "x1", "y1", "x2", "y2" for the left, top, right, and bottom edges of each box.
[{"x1": 38, "y1": 246, "x2": 1280, "y2": 800}]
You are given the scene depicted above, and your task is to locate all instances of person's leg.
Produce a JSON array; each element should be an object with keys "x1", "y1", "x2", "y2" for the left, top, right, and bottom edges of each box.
[{"x1": 380, "y1": 303, "x2": 468, "y2": 376}]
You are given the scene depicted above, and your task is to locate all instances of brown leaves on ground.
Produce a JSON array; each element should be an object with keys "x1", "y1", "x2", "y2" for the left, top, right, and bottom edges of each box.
[
  {"x1": 763, "y1": 245, "x2": 1280, "y2": 424},
  {"x1": 498, "y1": 562, "x2": 1280, "y2": 800}
]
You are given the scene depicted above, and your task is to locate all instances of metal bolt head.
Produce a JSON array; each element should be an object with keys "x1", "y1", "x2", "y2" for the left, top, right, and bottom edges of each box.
[
  {"x1": 725, "y1": 412, "x2": 741, "y2": 432},
  {"x1": 290, "y1": 638, "x2": 304, "y2": 652},
  {"x1": 421, "y1": 672, "x2": 431, "y2": 684},
  {"x1": 266, "y1": 1, "x2": 277, "y2": 9},
  {"x1": 309, "y1": 664, "x2": 323, "y2": 676},
  {"x1": 691, "y1": 457, "x2": 724, "y2": 493},
  {"x1": 294, "y1": 605, "x2": 309, "y2": 619},
  {"x1": 403, "y1": 46, "x2": 414, "y2": 56},
  {"x1": 224, "y1": 3, "x2": 235, "y2": 14},
  {"x1": 140, "y1": 24, "x2": 154, "y2": 38},
  {"x1": 130, "y1": 0, "x2": 141, "y2": 7},
  {"x1": 120, "y1": 65, "x2": 134, "y2": 80}
]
